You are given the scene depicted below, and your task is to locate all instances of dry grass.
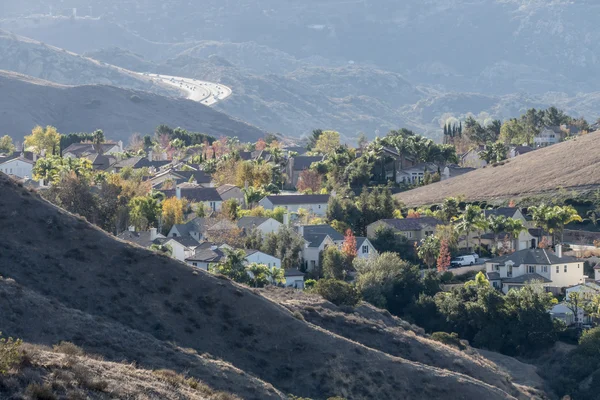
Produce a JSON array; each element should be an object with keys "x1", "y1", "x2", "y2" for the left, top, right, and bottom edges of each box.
[
  {"x1": 0, "y1": 172, "x2": 538, "y2": 400},
  {"x1": 396, "y1": 131, "x2": 600, "y2": 207}
]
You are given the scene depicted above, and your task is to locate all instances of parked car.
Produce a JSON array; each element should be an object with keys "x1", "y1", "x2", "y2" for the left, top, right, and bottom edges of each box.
[
  {"x1": 470, "y1": 253, "x2": 480, "y2": 261},
  {"x1": 450, "y1": 255, "x2": 476, "y2": 267}
]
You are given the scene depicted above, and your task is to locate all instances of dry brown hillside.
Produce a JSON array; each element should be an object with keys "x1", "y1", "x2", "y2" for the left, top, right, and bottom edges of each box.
[
  {"x1": 396, "y1": 132, "x2": 600, "y2": 207},
  {"x1": 0, "y1": 172, "x2": 540, "y2": 399},
  {"x1": 0, "y1": 71, "x2": 265, "y2": 142}
]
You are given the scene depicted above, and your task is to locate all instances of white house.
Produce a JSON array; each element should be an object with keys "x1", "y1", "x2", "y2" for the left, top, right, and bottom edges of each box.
[
  {"x1": 481, "y1": 207, "x2": 538, "y2": 250},
  {"x1": 0, "y1": 156, "x2": 34, "y2": 179},
  {"x1": 550, "y1": 282, "x2": 600, "y2": 326},
  {"x1": 163, "y1": 236, "x2": 201, "y2": 262},
  {"x1": 298, "y1": 227, "x2": 336, "y2": 272},
  {"x1": 396, "y1": 162, "x2": 440, "y2": 185},
  {"x1": 116, "y1": 228, "x2": 166, "y2": 248},
  {"x1": 173, "y1": 186, "x2": 223, "y2": 212},
  {"x1": 258, "y1": 194, "x2": 330, "y2": 216},
  {"x1": 245, "y1": 250, "x2": 281, "y2": 269},
  {"x1": 185, "y1": 243, "x2": 227, "y2": 271},
  {"x1": 217, "y1": 184, "x2": 245, "y2": 206},
  {"x1": 168, "y1": 217, "x2": 208, "y2": 241},
  {"x1": 534, "y1": 127, "x2": 562, "y2": 148},
  {"x1": 485, "y1": 246, "x2": 584, "y2": 294},
  {"x1": 356, "y1": 237, "x2": 377, "y2": 259},
  {"x1": 237, "y1": 217, "x2": 282, "y2": 236},
  {"x1": 284, "y1": 269, "x2": 305, "y2": 289}
]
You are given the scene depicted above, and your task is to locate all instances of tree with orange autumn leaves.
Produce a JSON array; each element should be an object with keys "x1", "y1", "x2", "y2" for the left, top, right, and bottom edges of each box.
[{"x1": 437, "y1": 240, "x2": 451, "y2": 272}]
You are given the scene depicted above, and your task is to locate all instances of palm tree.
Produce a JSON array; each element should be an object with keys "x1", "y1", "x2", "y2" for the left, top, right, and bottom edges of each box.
[
  {"x1": 504, "y1": 217, "x2": 527, "y2": 251},
  {"x1": 242, "y1": 186, "x2": 266, "y2": 209},
  {"x1": 454, "y1": 205, "x2": 482, "y2": 252},
  {"x1": 267, "y1": 266, "x2": 285, "y2": 286},
  {"x1": 529, "y1": 204, "x2": 552, "y2": 245},
  {"x1": 487, "y1": 214, "x2": 508, "y2": 252},
  {"x1": 548, "y1": 205, "x2": 582, "y2": 244},
  {"x1": 474, "y1": 210, "x2": 489, "y2": 254},
  {"x1": 218, "y1": 248, "x2": 249, "y2": 284}
]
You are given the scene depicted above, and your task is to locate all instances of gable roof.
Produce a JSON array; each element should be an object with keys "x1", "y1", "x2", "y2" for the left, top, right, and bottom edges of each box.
[
  {"x1": 487, "y1": 248, "x2": 579, "y2": 266},
  {"x1": 63, "y1": 142, "x2": 119, "y2": 157},
  {"x1": 502, "y1": 273, "x2": 552, "y2": 284},
  {"x1": 483, "y1": 207, "x2": 520, "y2": 219},
  {"x1": 284, "y1": 269, "x2": 305, "y2": 277},
  {"x1": 356, "y1": 237, "x2": 369, "y2": 248},
  {"x1": 174, "y1": 170, "x2": 212, "y2": 184},
  {"x1": 116, "y1": 230, "x2": 165, "y2": 248},
  {"x1": 216, "y1": 184, "x2": 241, "y2": 195},
  {"x1": 0, "y1": 151, "x2": 34, "y2": 163},
  {"x1": 263, "y1": 194, "x2": 330, "y2": 205},
  {"x1": 302, "y1": 225, "x2": 344, "y2": 242},
  {"x1": 170, "y1": 217, "x2": 208, "y2": 237},
  {"x1": 304, "y1": 233, "x2": 331, "y2": 248},
  {"x1": 86, "y1": 153, "x2": 116, "y2": 170},
  {"x1": 113, "y1": 156, "x2": 171, "y2": 170},
  {"x1": 292, "y1": 156, "x2": 323, "y2": 171},
  {"x1": 162, "y1": 187, "x2": 222, "y2": 202},
  {"x1": 513, "y1": 145, "x2": 533, "y2": 155},
  {"x1": 237, "y1": 216, "x2": 271, "y2": 230},
  {"x1": 377, "y1": 217, "x2": 442, "y2": 231},
  {"x1": 166, "y1": 235, "x2": 201, "y2": 248},
  {"x1": 186, "y1": 247, "x2": 227, "y2": 263},
  {"x1": 0, "y1": 156, "x2": 35, "y2": 166}
]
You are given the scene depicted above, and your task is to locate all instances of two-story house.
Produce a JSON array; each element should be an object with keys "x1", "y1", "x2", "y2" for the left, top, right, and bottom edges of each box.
[
  {"x1": 285, "y1": 155, "x2": 324, "y2": 189},
  {"x1": 300, "y1": 224, "x2": 377, "y2": 259},
  {"x1": 259, "y1": 194, "x2": 330, "y2": 216},
  {"x1": 237, "y1": 217, "x2": 282, "y2": 236},
  {"x1": 534, "y1": 127, "x2": 562, "y2": 148},
  {"x1": 481, "y1": 207, "x2": 538, "y2": 250},
  {"x1": 485, "y1": 246, "x2": 583, "y2": 294},
  {"x1": 366, "y1": 217, "x2": 442, "y2": 243}
]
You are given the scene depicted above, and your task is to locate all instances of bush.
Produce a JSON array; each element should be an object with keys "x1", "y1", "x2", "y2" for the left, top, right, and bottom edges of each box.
[
  {"x1": 440, "y1": 271, "x2": 454, "y2": 283},
  {"x1": 0, "y1": 332, "x2": 22, "y2": 374},
  {"x1": 304, "y1": 279, "x2": 317, "y2": 289},
  {"x1": 430, "y1": 332, "x2": 466, "y2": 350},
  {"x1": 53, "y1": 342, "x2": 84, "y2": 356},
  {"x1": 313, "y1": 279, "x2": 361, "y2": 307},
  {"x1": 26, "y1": 383, "x2": 56, "y2": 400}
]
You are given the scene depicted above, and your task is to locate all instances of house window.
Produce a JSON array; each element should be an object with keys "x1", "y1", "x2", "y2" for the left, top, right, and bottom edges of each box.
[
  {"x1": 192, "y1": 262, "x2": 197, "y2": 267},
  {"x1": 528, "y1": 266, "x2": 535, "y2": 273},
  {"x1": 564, "y1": 265, "x2": 568, "y2": 273},
  {"x1": 408, "y1": 232, "x2": 412, "y2": 238},
  {"x1": 494, "y1": 265, "x2": 499, "y2": 271},
  {"x1": 542, "y1": 266, "x2": 548, "y2": 273},
  {"x1": 209, "y1": 201, "x2": 216, "y2": 211},
  {"x1": 318, "y1": 205, "x2": 321, "y2": 209},
  {"x1": 310, "y1": 260, "x2": 316, "y2": 269},
  {"x1": 173, "y1": 233, "x2": 178, "y2": 237},
  {"x1": 362, "y1": 245, "x2": 369, "y2": 254},
  {"x1": 556, "y1": 265, "x2": 559, "y2": 273}
]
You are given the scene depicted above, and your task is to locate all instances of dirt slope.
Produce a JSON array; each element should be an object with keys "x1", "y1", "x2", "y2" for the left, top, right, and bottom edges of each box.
[
  {"x1": 0, "y1": 71, "x2": 265, "y2": 142},
  {"x1": 396, "y1": 131, "x2": 600, "y2": 207},
  {"x1": 0, "y1": 173, "x2": 526, "y2": 399}
]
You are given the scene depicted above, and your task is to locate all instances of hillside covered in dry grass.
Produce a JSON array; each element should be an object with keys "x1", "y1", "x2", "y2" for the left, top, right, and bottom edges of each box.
[
  {"x1": 397, "y1": 131, "x2": 600, "y2": 207},
  {"x1": 0, "y1": 172, "x2": 548, "y2": 399}
]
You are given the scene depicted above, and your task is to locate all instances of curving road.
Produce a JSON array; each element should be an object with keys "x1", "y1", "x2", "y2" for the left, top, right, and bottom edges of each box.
[{"x1": 144, "y1": 73, "x2": 232, "y2": 106}]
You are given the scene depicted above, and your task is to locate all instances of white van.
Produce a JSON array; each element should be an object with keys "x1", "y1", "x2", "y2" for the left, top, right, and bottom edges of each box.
[{"x1": 450, "y1": 255, "x2": 476, "y2": 267}]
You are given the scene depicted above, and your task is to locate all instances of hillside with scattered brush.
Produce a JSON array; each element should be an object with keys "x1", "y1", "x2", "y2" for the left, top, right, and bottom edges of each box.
[
  {"x1": 396, "y1": 131, "x2": 600, "y2": 207},
  {"x1": 0, "y1": 172, "x2": 548, "y2": 399},
  {"x1": 0, "y1": 71, "x2": 265, "y2": 142}
]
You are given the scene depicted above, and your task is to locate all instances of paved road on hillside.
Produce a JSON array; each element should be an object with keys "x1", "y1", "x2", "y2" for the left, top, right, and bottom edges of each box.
[{"x1": 144, "y1": 73, "x2": 232, "y2": 106}]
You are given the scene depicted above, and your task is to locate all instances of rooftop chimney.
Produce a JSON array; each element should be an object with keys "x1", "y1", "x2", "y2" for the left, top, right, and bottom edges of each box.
[
  {"x1": 176, "y1": 186, "x2": 182, "y2": 199},
  {"x1": 118, "y1": 140, "x2": 124, "y2": 152},
  {"x1": 150, "y1": 227, "x2": 158, "y2": 241},
  {"x1": 148, "y1": 150, "x2": 153, "y2": 162},
  {"x1": 556, "y1": 244, "x2": 562, "y2": 258},
  {"x1": 283, "y1": 212, "x2": 290, "y2": 226},
  {"x1": 298, "y1": 225, "x2": 304, "y2": 237}
]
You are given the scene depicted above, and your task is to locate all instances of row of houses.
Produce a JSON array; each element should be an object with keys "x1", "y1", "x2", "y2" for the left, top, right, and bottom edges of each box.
[{"x1": 118, "y1": 216, "x2": 377, "y2": 289}]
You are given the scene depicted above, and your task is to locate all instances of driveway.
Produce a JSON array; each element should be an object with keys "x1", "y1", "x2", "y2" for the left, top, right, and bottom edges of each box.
[{"x1": 449, "y1": 260, "x2": 487, "y2": 276}]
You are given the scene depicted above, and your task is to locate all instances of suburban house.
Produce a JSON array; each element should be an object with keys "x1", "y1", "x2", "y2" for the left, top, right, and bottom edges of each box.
[
  {"x1": 396, "y1": 162, "x2": 440, "y2": 185},
  {"x1": 62, "y1": 141, "x2": 123, "y2": 158},
  {"x1": 376, "y1": 146, "x2": 417, "y2": 182},
  {"x1": 149, "y1": 169, "x2": 213, "y2": 189},
  {"x1": 509, "y1": 145, "x2": 534, "y2": 158},
  {"x1": 185, "y1": 243, "x2": 228, "y2": 270},
  {"x1": 86, "y1": 154, "x2": 116, "y2": 171},
  {"x1": 285, "y1": 155, "x2": 324, "y2": 189},
  {"x1": 217, "y1": 184, "x2": 245, "y2": 206},
  {"x1": 237, "y1": 216, "x2": 282, "y2": 236},
  {"x1": 245, "y1": 249, "x2": 281, "y2": 268},
  {"x1": 485, "y1": 246, "x2": 584, "y2": 294},
  {"x1": 258, "y1": 194, "x2": 330, "y2": 216},
  {"x1": 460, "y1": 148, "x2": 487, "y2": 168},
  {"x1": 480, "y1": 207, "x2": 538, "y2": 250},
  {"x1": 298, "y1": 226, "x2": 336, "y2": 272},
  {"x1": 111, "y1": 156, "x2": 171, "y2": 173},
  {"x1": 356, "y1": 236, "x2": 377, "y2": 259},
  {"x1": 163, "y1": 235, "x2": 201, "y2": 262},
  {"x1": 116, "y1": 228, "x2": 165, "y2": 248},
  {"x1": 550, "y1": 281, "x2": 600, "y2": 326},
  {"x1": 162, "y1": 186, "x2": 223, "y2": 211},
  {"x1": 441, "y1": 165, "x2": 475, "y2": 181},
  {"x1": 534, "y1": 126, "x2": 562, "y2": 148},
  {"x1": 0, "y1": 154, "x2": 34, "y2": 179},
  {"x1": 284, "y1": 269, "x2": 305, "y2": 289},
  {"x1": 167, "y1": 217, "x2": 208, "y2": 241},
  {"x1": 366, "y1": 217, "x2": 442, "y2": 242}
]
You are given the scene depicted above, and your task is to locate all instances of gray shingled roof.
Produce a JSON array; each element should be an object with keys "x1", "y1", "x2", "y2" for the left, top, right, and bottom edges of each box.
[
  {"x1": 378, "y1": 217, "x2": 442, "y2": 231},
  {"x1": 487, "y1": 248, "x2": 579, "y2": 265},
  {"x1": 483, "y1": 207, "x2": 519, "y2": 218},
  {"x1": 284, "y1": 269, "x2": 305, "y2": 277},
  {"x1": 264, "y1": 194, "x2": 330, "y2": 205},
  {"x1": 356, "y1": 237, "x2": 368, "y2": 248},
  {"x1": 166, "y1": 236, "x2": 201, "y2": 248},
  {"x1": 178, "y1": 187, "x2": 222, "y2": 202},
  {"x1": 237, "y1": 217, "x2": 270, "y2": 230},
  {"x1": 304, "y1": 233, "x2": 330, "y2": 247},
  {"x1": 186, "y1": 247, "x2": 226, "y2": 263},
  {"x1": 502, "y1": 273, "x2": 552, "y2": 284},
  {"x1": 292, "y1": 156, "x2": 323, "y2": 171},
  {"x1": 116, "y1": 230, "x2": 164, "y2": 248},
  {"x1": 302, "y1": 225, "x2": 344, "y2": 241},
  {"x1": 174, "y1": 170, "x2": 212, "y2": 184},
  {"x1": 486, "y1": 272, "x2": 500, "y2": 280},
  {"x1": 63, "y1": 143, "x2": 119, "y2": 157}
]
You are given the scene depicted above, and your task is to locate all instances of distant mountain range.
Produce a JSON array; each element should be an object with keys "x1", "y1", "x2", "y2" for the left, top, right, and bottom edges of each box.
[{"x1": 1, "y1": 1, "x2": 599, "y2": 140}]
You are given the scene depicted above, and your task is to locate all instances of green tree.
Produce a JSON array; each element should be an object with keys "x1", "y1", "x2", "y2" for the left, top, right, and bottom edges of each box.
[
  {"x1": 454, "y1": 205, "x2": 482, "y2": 252},
  {"x1": 0, "y1": 332, "x2": 22, "y2": 374},
  {"x1": 128, "y1": 195, "x2": 161, "y2": 231},
  {"x1": 417, "y1": 235, "x2": 440, "y2": 269},
  {"x1": 246, "y1": 263, "x2": 272, "y2": 287},
  {"x1": 312, "y1": 279, "x2": 361, "y2": 306},
  {"x1": 313, "y1": 130, "x2": 341, "y2": 154},
  {"x1": 24, "y1": 125, "x2": 61, "y2": 155},
  {"x1": 213, "y1": 248, "x2": 250, "y2": 284},
  {"x1": 0, "y1": 135, "x2": 15, "y2": 154},
  {"x1": 306, "y1": 129, "x2": 323, "y2": 151},
  {"x1": 322, "y1": 246, "x2": 347, "y2": 280},
  {"x1": 479, "y1": 142, "x2": 508, "y2": 164}
]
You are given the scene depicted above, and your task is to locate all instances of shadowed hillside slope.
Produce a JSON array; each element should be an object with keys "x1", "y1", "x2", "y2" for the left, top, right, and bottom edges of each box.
[
  {"x1": 0, "y1": 71, "x2": 264, "y2": 142},
  {"x1": 0, "y1": 173, "x2": 538, "y2": 399},
  {"x1": 396, "y1": 131, "x2": 600, "y2": 207}
]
